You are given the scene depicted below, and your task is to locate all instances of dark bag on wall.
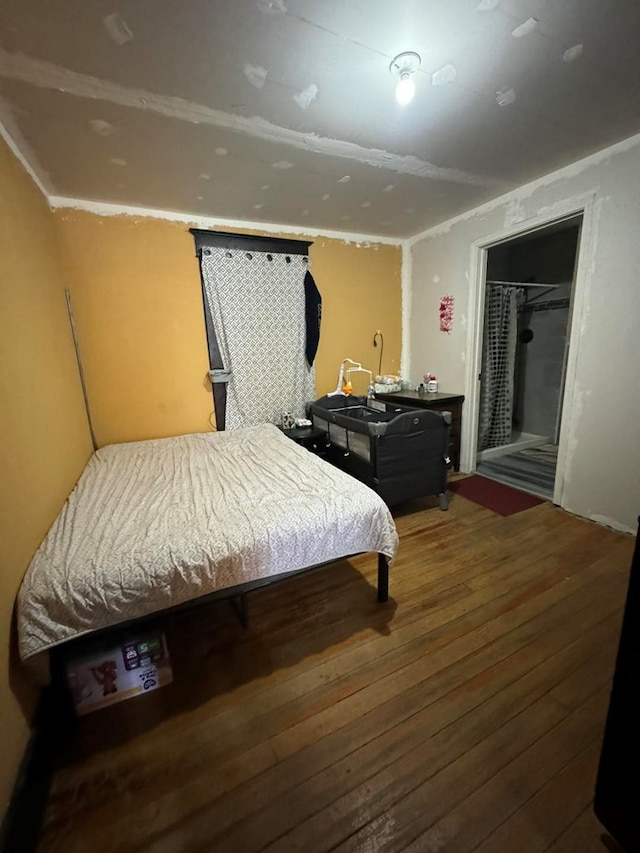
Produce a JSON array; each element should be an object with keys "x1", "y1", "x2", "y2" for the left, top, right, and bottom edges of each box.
[{"x1": 304, "y1": 270, "x2": 321, "y2": 367}]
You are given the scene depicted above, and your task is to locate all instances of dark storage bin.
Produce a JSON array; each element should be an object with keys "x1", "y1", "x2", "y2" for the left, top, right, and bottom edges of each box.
[{"x1": 309, "y1": 395, "x2": 450, "y2": 508}]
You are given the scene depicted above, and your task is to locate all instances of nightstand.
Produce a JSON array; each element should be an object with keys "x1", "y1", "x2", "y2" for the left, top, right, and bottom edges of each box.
[{"x1": 278, "y1": 425, "x2": 332, "y2": 458}]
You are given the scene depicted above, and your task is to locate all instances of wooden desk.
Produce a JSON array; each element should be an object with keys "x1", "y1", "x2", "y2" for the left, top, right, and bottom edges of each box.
[{"x1": 374, "y1": 390, "x2": 465, "y2": 471}]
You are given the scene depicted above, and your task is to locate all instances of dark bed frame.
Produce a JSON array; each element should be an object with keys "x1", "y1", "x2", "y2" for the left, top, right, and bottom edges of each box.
[
  {"x1": 41, "y1": 549, "x2": 390, "y2": 736},
  {"x1": 220, "y1": 550, "x2": 389, "y2": 627},
  {"x1": 49, "y1": 551, "x2": 390, "y2": 663}
]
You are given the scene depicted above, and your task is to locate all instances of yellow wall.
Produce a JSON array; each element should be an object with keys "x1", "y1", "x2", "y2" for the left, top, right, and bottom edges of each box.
[
  {"x1": 0, "y1": 141, "x2": 93, "y2": 812},
  {"x1": 54, "y1": 214, "x2": 211, "y2": 446},
  {"x1": 311, "y1": 237, "x2": 402, "y2": 396},
  {"x1": 54, "y1": 210, "x2": 402, "y2": 446}
]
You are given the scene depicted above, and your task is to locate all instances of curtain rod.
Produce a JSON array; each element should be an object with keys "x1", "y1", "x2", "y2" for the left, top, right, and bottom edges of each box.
[{"x1": 190, "y1": 228, "x2": 312, "y2": 257}]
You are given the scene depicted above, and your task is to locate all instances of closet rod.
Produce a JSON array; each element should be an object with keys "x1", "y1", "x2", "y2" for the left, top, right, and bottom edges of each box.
[
  {"x1": 486, "y1": 280, "x2": 561, "y2": 288},
  {"x1": 521, "y1": 297, "x2": 571, "y2": 313}
]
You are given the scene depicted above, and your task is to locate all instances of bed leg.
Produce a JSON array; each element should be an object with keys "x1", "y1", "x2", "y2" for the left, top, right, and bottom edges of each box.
[
  {"x1": 438, "y1": 492, "x2": 449, "y2": 511},
  {"x1": 229, "y1": 594, "x2": 249, "y2": 629},
  {"x1": 240, "y1": 593, "x2": 249, "y2": 629},
  {"x1": 377, "y1": 554, "x2": 389, "y2": 603}
]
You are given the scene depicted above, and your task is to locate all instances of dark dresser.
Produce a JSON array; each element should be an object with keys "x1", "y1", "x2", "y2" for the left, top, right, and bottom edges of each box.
[{"x1": 374, "y1": 391, "x2": 465, "y2": 471}]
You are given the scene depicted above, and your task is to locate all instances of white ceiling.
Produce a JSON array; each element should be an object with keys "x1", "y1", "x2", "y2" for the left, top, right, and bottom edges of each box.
[{"x1": 1, "y1": 0, "x2": 639, "y2": 238}]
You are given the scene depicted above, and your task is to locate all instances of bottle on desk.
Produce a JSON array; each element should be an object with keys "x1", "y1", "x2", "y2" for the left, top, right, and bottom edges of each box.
[{"x1": 424, "y1": 373, "x2": 438, "y2": 393}]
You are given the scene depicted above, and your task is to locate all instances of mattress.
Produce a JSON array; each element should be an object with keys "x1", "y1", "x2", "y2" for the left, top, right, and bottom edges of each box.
[{"x1": 18, "y1": 424, "x2": 398, "y2": 664}]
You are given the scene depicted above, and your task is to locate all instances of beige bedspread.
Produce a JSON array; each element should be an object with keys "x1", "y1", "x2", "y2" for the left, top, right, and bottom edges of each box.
[{"x1": 18, "y1": 425, "x2": 398, "y2": 662}]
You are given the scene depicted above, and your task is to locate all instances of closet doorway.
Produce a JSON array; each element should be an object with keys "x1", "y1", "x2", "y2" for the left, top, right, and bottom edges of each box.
[{"x1": 475, "y1": 215, "x2": 582, "y2": 500}]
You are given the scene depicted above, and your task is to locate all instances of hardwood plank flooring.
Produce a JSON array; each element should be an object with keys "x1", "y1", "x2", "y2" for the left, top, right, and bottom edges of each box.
[{"x1": 38, "y1": 492, "x2": 634, "y2": 852}]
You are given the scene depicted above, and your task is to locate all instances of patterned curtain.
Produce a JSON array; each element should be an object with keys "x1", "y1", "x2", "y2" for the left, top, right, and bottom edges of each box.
[
  {"x1": 478, "y1": 286, "x2": 522, "y2": 450},
  {"x1": 200, "y1": 247, "x2": 315, "y2": 430}
]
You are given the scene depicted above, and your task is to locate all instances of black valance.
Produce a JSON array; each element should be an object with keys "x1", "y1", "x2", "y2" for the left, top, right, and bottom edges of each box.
[{"x1": 190, "y1": 229, "x2": 312, "y2": 258}]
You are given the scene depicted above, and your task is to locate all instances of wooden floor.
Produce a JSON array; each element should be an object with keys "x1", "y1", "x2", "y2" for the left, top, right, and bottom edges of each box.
[{"x1": 38, "y1": 490, "x2": 634, "y2": 852}]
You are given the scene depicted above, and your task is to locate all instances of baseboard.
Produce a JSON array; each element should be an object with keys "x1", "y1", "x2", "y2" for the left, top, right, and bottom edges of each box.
[{"x1": 0, "y1": 687, "x2": 61, "y2": 853}]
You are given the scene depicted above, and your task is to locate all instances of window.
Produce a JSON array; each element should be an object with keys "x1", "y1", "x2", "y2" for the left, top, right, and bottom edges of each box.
[{"x1": 192, "y1": 230, "x2": 320, "y2": 430}]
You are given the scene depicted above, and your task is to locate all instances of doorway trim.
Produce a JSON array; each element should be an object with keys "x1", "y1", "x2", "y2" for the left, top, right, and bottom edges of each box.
[{"x1": 461, "y1": 193, "x2": 597, "y2": 507}]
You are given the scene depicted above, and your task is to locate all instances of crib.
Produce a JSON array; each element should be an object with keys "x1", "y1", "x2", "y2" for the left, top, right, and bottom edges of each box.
[{"x1": 308, "y1": 394, "x2": 450, "y2": 508}]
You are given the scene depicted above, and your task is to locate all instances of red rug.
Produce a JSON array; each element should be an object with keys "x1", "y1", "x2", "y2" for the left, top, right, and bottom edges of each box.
[{"x1": 449, "y1": 475, "x2": 545, "y2": 516}]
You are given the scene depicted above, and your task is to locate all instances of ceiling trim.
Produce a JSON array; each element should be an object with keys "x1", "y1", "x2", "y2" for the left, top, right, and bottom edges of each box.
[
  {"x1": 0, "y1": 49, "x2": 501, "y2": 189},
  {"x1": 0, "y1": 114, "x2": 50, "y2": 198},
  {"x1": 406, "y1": 131, "x2": 640, "y2": 246},
  {"x1": 48, "y1": 196, "x2": 404, "y2": 247}
]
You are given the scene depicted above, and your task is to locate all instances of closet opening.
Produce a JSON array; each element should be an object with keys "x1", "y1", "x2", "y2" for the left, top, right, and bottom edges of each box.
[{"x1": 475, "y1": 215, "x2": 583, "y2": 500}]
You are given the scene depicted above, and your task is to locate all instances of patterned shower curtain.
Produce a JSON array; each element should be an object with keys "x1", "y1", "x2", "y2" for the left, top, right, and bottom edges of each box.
[
  {"x1": 200, "y1": 247, "x2": 315, "y2": 430},
  {"x1": 478, "y1": 285, "x2": 521, "y2": 450}
]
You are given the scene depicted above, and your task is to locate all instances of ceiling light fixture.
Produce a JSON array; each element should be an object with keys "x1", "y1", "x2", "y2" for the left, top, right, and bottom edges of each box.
[{"x1": 389, "y1": 51, "x2": 421, "y2": 106}]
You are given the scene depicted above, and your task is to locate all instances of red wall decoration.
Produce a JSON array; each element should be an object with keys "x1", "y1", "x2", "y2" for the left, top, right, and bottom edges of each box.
[{"x1": 439, "y1": 295, "x2": 454, "y2": 332}]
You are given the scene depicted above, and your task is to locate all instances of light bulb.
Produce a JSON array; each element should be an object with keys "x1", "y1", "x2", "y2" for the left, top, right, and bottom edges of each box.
[{"x1": 396, "y1": 73, "x2": 415, "y2": 105}]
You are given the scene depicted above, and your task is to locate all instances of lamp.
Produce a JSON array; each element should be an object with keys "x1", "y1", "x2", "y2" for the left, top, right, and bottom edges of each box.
[{"x1": 389, "y1": 51, "x2": 421, "y2": 105}]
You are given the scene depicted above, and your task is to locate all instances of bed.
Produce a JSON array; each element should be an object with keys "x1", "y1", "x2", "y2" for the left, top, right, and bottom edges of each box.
[{"x1": 18, "y1": 424, "x2": 398, "y2": 668}]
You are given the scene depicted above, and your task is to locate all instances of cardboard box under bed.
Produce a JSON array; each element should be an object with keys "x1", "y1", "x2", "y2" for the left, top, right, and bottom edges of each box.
[{"x1": 65, "y1": 629, "x2": 173, "y2": 715}]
